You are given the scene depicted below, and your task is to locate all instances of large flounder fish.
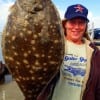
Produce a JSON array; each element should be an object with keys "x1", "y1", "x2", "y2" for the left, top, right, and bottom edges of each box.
[{"x1": 2, "y1": 0, "x2": 64, "y2": 99}]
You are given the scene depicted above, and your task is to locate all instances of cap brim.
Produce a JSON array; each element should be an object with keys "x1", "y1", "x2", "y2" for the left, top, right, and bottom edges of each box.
[{"x1": 67, "y1": 14, "x2": 89, "y2": 22}]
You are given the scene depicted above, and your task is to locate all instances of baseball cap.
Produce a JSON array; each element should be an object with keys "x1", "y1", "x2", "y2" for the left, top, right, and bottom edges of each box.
[{"x1": 64, "y1": 4, "x2": 89, "y2": 22}]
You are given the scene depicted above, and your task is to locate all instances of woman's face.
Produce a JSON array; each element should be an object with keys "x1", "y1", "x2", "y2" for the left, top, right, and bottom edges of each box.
[{"x1": 65, "y1": 17, "x2": 87, "y2": 44}]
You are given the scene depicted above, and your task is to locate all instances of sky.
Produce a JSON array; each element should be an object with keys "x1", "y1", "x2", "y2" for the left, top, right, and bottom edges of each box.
[
  {"x1": 0, "y1": 0, "x2": 100, "y2": 61},
  {"x1": 0, "y1": 0, "x2": 100, "y2": 32}
]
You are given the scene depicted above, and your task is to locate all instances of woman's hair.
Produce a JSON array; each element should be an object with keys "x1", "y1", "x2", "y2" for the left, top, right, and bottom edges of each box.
[{"x1": 62, "y1": 20, "x2": 91, "y2": 40}]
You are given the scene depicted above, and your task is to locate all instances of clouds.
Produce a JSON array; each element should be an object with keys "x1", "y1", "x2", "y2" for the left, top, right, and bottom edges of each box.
[
  {"x1": 59, "y1": 10, "x2": 65, "y2": 19},
  {"x1": 0, "y1": 0, "x2": 15, "y2": 32},
  {"x1": 88, "y1": 11, "x2": 100, "y2": 29},
  {"x1": 93, "y1": 17, "x2": 100, "y2": 28}
]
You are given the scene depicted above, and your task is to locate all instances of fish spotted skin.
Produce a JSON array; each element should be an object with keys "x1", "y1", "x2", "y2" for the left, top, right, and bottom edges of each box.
[{"x1": 2, "y1": 0, "x2": 64, "y2": 99}]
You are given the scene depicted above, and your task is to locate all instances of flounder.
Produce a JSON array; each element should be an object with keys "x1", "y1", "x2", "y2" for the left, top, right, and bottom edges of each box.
[{"x1": 2, "y1": 0, "x2": 64, "y2": 99}]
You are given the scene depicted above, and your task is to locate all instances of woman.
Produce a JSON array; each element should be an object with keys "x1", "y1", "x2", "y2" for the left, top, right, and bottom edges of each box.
[{"x1": 37, "y1": 4, "x2": 100, "y2": 100}]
